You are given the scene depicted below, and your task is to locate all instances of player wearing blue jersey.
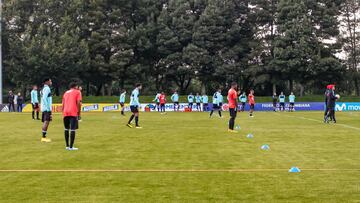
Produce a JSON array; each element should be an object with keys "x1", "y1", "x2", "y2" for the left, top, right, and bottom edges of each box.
[
  {"x1": 127, "y1": 84, "x2": 142, "y2": 128},
  {"x1": 195, "y1": 93, "x2": 202, "y2": 111},
  {"x1": 288, "y1": 92, "x2": 296, "y2": 112},
  {"x1": 239, "y1": 92, "x2": 247, "y2": 112},
  {"x1": 188, "y1": 93, "x2": 194, "y2": 110},
  {"x1": 202, "y1": 94, "x2": 209, "y2": 112},
  {"x1": 31, "y1": 85, "x2": 40, "y2": 120},
  {"x1": 279, "y1": 92, "x2": 286, "y2": 111},
  {"x1": 119, "y1": 89, "x2": 126, "y2": 116},
  {"x1": 209, "y1": 89, "x2": 223, "y2": 118},
  {"x1": 40, "y1": 78, "x2": 53, "y2": 143},
  {"x1": 171, "y1": 91, "x2": 180, "y2": 111}
]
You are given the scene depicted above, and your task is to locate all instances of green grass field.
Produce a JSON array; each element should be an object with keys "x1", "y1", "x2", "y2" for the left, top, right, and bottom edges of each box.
[{"x1": 0, "y1": 111, "x2": 360, "y2": 202}]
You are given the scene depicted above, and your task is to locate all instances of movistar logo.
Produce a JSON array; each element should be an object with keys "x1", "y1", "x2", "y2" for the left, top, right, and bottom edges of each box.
[{"x1": 335, "y1": 103, "x2": 347, "y2": 111}]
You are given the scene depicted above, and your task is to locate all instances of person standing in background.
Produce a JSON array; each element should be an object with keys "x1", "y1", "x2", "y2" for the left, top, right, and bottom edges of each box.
[
  {"x1": 202, "y1": 94, "x2": 209, "y2": 112},
  {"x1": 152, "y1": 92, "x2": 161, "y2": 112},
  {"x1": 171, "y1": 91, "x2": 180, "y2": 112},
  {"x1": 248, "y1": 90, "x2": 255, "y2": 118},
  {"x1": 31, "y1": 85, "x2": 40, "y2": 120},
  {"x1": 40, "y1": 78, "x2": 53, "y2": 143},
  {"x1": 227, "y1": 82, "x2": 238, "y2": 133},
  {"x1": 188, "y1": 93, "x2": 194, "y2": 110},
  {"x1": 272, "y1": 93, "x2": 277, "y2": 112},
  {"x1": 7, "y1": 91, "x2": 15, "y2": 112},
  {"x1": 288, "y1": 92, "x2": 296, "y2": 112},
  {"x1": 239, "y1": 92, "x2": 247, "y2": 112},
  {"x1": 279, "y1": 92, "x2": 286, "y2": 112},
  {"x1": 17, "y1": 93, "x2": 24, "y2": 112},
  {"x1": 159, "y1": 92, "x2": 166, "y2": 114},
  {"x1": 119, "y1": 89, "x2": 126, "y2": 116},
  {"x1": 195, "y1": 93, "x2": 202, "y2": 111}
]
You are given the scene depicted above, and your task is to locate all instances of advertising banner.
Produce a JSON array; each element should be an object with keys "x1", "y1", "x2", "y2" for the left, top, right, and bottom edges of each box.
[{"x1": 16, "y1": 102, "x2": 360, "y2": 113}]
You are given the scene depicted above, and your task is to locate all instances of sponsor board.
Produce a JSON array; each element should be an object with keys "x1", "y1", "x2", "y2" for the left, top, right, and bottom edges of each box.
[
  {"x1": 15, "y1": 102, "x2": 360, "y2": 113},
  {"x1": 335, "y1": 102, "x2": 360, "y2": 111}
]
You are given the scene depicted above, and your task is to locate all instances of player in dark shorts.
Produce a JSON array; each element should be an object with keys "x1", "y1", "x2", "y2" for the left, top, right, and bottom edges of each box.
[
  {"x1": 31, "y1": 85, "x2": 40, "y2": 120},
  {"x1": 127, "y1": 84, "x2": 143, "y2": 128},
  {"x1": 248, "y1": 90, "x2": 255, "y2": 117},
  {"x1": 119, "y1": 89, "x2": 126, "y2": 116},
  {"x1": 40, "y1": 78, "x2": 53, "y2": 143},
  {"x1": 62, "y1": 82, "x2": 82, "y2": 150},
  {"x1": 272, "y1": 93, "x2": 277, "y2": 112}
]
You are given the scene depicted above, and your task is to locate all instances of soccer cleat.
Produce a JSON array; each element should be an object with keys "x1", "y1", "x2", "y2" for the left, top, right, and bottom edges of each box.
[
  {"x1": 126, "y1": 124, "x2": 133, "y2": 128},
  {"x1": 135, "y1": 126, "x2": 143, "y2": 129},
  {"x1": 69, "y1": 147, "x2": 78, "y2": 151},
  {"x1": 65, "y1": 147, "x2": 70, "y2": 150},
  {"x1": 228, "y1": 129, "x2": 238, "y2": 133},
  {"x1": 41, "y1": 138, "x2": 51, "y2": 143}
]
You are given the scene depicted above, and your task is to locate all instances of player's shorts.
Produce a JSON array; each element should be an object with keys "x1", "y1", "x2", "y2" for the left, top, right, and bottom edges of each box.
[
  {"x1": 130, "y1": 105, "x2": 139, "y2": 113},
  {"x1": 241, "y1": 102, "x2": 246, "y2": 106},
  {"x1": 290, "y1": 102, "x2": 294, "y2": 106},
  {"x1": 250, "y1": 104, "x2": 255, "y2": 110},
  {"x1": 280, "y1": 102, "x2": 285, "y2": 106},
  {"x1": 212, "y1": 104, "x2": 219, "y2": 109},
  {"x1": 174, "y1": 102, "x2": 179, "y2": 105},
  {"x1": 229, "y1": 108, "x2": 237, "y2": 118},
  {"x1": 120, "y1": 102, "x2": 125, "y2": 107},
  {"x1": 32, "y1": 103, "x2": 39, "y2": 110},
  {"x1": 273, "y1": 102, "x2": 277, "y2": 107},
  {"x1": 41, "y1": 111, "x2": 52, "y2": 122},
  {"x1": 196, "y1": 103, "x2": 201, "y2": 106},
  {"x1": 63, "y1": 116, "x2": 79, "y2": 130},
  {"x1": 219, "y1": 103, "x2": 223, "y2": 107},
  {"x1": 189, "y1": 102, "x2": 193, "y2": 106},
  {"x1": 160, "y1": 103, "x2": 165, "y2": 107},
  {"x1": 156, "y1": 102, "x2": 160, "y2": 106}
]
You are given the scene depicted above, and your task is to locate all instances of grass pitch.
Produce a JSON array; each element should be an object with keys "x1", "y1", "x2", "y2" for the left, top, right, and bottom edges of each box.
[{"x1": 0, "y1": 111, "x2": 359, "y2": 202}]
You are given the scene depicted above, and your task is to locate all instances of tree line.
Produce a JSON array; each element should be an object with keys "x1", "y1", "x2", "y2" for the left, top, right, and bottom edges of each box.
[{"x1": 2, "y1": 0, "x2": 359, "y2": 96}]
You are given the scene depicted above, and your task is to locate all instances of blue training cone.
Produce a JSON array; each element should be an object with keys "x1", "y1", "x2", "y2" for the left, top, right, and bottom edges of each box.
[
  {"x1": 247, "y1": 134, "x2": 253, "y2": 138},
  {"x1": 261, "y1": 144, "x2": 270, "y2": 150},
  {"x1": 289, "y1": 167, "x2": 301, "y2": 173}
]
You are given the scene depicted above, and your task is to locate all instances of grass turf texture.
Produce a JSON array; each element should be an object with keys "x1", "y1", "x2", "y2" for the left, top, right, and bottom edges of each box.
[{"x1": 0, "y1": 111, "x2": 359, "y2": 202}]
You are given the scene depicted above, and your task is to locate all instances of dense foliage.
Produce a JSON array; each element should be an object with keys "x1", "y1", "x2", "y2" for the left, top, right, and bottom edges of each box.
[{"x1": 2, "y1": 0, "x2": 359, "y2": 96}]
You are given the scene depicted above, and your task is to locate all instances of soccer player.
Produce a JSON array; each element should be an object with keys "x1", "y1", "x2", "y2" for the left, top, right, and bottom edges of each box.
[
  {"x1": 119, "y1": 89, "x2": 126, "y2": 116},
  {"x1": 279, "y1": 92, "x2": 286, "y2": 111},
  {"x1": 171, "y1": 91, "x2": 180, "y2": 111},
  {"x1": 272, "y1": 93, "x2": 277, "y2": 112},
  {"x1": 159, "y1": 92, "x2": 166, "y2": 113},
  {"x1": 288, "y1": 92, "x2": 296, "y2": 112},
  {"x1": 62, "y1": 82, "x2": 82, "y2": 150},
  {"x1": 195, "y1": 93, "x2": 202, "y2": 111},
  {"x1": 218, "y1": 92, "x2": 224, "y2": 108},
  {"x1": 202, "y1": 94, "x2": 209, "y2": 112},
  {"x1": 227, "y1": 82, "x2": 238, "y2": 132},
  {"x1": 16, "y1": 93, "x2": 24, "y2": 112},
  {"x1": 248, "y1": 90, "x2": 255, "y2": 117},
  {"x1": 127, "y1": 83, "x2": 142, "y2": 128},
  {"x1": 209, "y1": 89, "x2": 222, "y2": 118},
  {"x1": 239, "y1": 92, "x2": 247, "y2": 112},
  {"x1": 188, "y1": 93, "x2": 194, "y2": 110},
  {"x1": 152, "y1": 92, "x2": 161, "y2": 112},
  {"x1": 325, "y1": 85, "x2": 338, "y2": 123},
  {"x1": 7, "y1": 91, "x2": 15, "y2": 112},
  {"x1": 40, "y1": 78, "x2": 53, "y2": 143},
  {"x1": 31, "y1": 85, "x2": 40, "y2": 120}
]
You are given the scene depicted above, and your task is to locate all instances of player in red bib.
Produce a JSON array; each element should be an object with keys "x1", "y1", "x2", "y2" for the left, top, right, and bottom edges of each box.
[
  {"x1": 227, "y1": 82, "x2": 238, "y2": 133},
  {"x1": 159, "y1": 92, "x2": 166, "y2": 113},
  {"x1": 62, "y1": 82, "x2": 82, "y2": 151},
  {"x1": 248, "y1": 89, "x2": 255, "y2": 117}
]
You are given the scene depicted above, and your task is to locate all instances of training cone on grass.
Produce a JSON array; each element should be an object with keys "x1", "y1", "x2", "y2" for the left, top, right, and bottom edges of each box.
[
  {"x1": 261, "y1": 144, "x2": 270, "y2": 150},
  {"x1": 289, "y1": 167, "x2": 301, "y2": 173},
  {"x1": 247, "y1": 134, "x2": 253, "y2": 138},
  {"x1": 235, "y1": 125, "x2": 241, "y2": 130}
]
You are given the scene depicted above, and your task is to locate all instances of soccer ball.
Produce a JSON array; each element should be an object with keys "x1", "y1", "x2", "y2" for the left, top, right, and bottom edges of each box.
[{"x1": 336, "y1": 94, "x2": 340, "y2": 99}]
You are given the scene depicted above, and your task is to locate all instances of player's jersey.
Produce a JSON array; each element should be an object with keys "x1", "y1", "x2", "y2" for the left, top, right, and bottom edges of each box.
[
  {"x1": 248, "y1": 94, "x2": 255, "y2": 105},
  {"x1": 31, "y1": 90, "x2": 39, "y2": 104},
  {"x1": 227, "y1": 88, "x2": 238, "y2": 109},
  {"x1": 272, "y1": 96, "x2": 277, "y2": 103},
  {"x1": 195, "y1": 96, "x2": 202, "y2": 103},
  {"x1": 218, "y1": 94, "x2": 224, "y2": 103},
  {"x1": 279, "y1": 95, "x2": 286, "y2": 103},
  {"x1": 41, "y1": 85, "x2": 52, "y2": 112},
  {"x1": 119, "y1": 92, "x2": 126, "y2": 103},
  {"x1": 188, "y1": 95, "x2": 194, "y2": 103},
  {"x1": 159, "y1": 94, "x2": 166, "y2": 104},
  {"x1": 171, "y1": 93, "x2": 179, "y2": 102},
  {"x1": 153, "y1": 93, "x2": 160, "y2": 103},
  {"x1": 130, "y1": 88, "x2": 140, "y2": 106},
  {"x1": 239, "y1": 95, "x2": 247, "y2": 103},
  {"x1": 212, "y1": 93, "x2": 218, "y2": 104},
  {"x1": 289, "y1": 95, "x2": 295, "y2": 103},
  {"x1": 62, "y1": 89, "x2": 82, "y2": 117},
  {"x1": 202, "y1": 95, "x2": 208, "y2": 103}
]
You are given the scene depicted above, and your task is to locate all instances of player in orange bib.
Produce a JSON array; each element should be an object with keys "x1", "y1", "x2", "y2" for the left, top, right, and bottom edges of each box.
[
  {"x1": 227, "y1": 82, "x2": 238, "y2": 133},
  {"x1": 62, "y1": 82, "x2": 82, "y2": 150},
  {"x1": 248, "y1": 89, "x2": 255, "y2": 117}
]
